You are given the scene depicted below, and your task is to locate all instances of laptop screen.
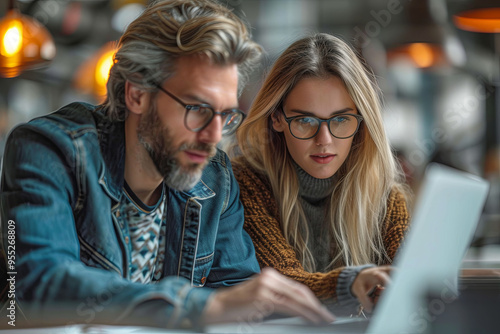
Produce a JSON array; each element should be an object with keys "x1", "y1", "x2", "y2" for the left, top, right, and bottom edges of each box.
[{"x1": 368, "y1": 163, "x2": 490, "y2": 334}]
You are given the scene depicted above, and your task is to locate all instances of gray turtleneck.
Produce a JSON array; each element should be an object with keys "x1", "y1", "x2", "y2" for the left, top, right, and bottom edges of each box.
[
  {"x1": 295, "y1": 162, "x2": 335, "y2": 273},
  {"x1": 294, "y1": 162, "x2": 375, "y2": 308}
]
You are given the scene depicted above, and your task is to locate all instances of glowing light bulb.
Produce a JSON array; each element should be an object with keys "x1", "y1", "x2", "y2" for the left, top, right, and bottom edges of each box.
[
  {"x1": 1, "y1": 20, "x2": 23, "y2": 57},
  {"x1": 408, "y1": 43, "x2": 434, "y2": 68},
  {"x1": 94, "y1": 49, "x2": 116, "y2": 96}
]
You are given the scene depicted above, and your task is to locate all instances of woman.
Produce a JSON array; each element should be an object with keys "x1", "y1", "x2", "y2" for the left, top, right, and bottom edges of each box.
[{"x1": 230, "y1": 33, "x2": 411, "y2": 313}]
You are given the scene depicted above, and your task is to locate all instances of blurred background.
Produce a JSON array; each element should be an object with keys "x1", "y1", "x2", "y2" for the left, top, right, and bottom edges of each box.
[{"x1": 1, "y1": 0, "x2": 499, "y2": 251}]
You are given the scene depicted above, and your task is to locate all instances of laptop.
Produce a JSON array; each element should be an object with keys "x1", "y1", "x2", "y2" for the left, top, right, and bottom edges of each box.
[
  {"x1": 206, "y1": 163, "x2": 490, "y2": 334},
  {"x1": 367, "y1": 163, "x2": 489, "y2": 333}
]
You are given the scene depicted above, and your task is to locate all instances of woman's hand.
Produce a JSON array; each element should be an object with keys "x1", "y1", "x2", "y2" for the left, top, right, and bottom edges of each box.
[{"x1": 351, "y1": 265, "x2": 392, "y2": 312}]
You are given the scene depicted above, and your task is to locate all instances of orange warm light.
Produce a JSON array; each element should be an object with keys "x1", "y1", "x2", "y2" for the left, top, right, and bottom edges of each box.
[
  {"x1": 74, "y1": 42, "x2": 117, "y2": 102},
  {"x1": 0, "y1": 10, "x2": 56, "y2": 78},
  {"x1": 1, "y1": 20, "x2": 23, "y2": 56},
  {"x1": 408, "y1": 43, "x2": 435, "y2": 68},
  {"x1": 454, "y1": 8, "x2": 500, "y2": 33},
  {"x1": 388, "y1": 43, "x2": 444, "y2": 69},
  {"x1": 95, "y1": 49, "x2": 116, "y2": 96}
]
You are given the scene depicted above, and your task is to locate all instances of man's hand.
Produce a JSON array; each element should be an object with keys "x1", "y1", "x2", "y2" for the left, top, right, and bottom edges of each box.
[
  {"x1": 351, "y1": 265, "x2": 392, "y2": 312},
  {"x1": 202, "y1": 267, "x2": 335, "y2": 325}
]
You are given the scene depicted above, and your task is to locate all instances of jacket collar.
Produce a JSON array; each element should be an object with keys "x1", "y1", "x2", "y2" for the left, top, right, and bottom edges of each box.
[
  {"x1": 179, "y1": 179, "x2": 216, "y2": 200},
  {"x1": 95, "y1": 109, "x2": 126, "y2": 203}
]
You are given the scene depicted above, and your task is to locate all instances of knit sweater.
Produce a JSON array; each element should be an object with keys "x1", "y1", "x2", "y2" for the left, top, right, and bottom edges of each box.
[
  {"x1": 294, "y1": 161, "x2": 336, "y2": 272},
  {"x1": 232, "y1": 159, "x2": 410, "y2": 302}
]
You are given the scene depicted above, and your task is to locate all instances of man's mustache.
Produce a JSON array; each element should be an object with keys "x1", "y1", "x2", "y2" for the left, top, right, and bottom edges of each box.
[{"x1": 178, "y1": 142, "x2": 217, "y2": 158}]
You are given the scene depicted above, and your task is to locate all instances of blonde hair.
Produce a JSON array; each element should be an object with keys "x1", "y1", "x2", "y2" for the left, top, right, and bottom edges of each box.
[
  {"x1": 104, "y1": 0, "x2": 261, "y2": 121},
  {"x1": 233, "y1": 33, "x2": 409, "y2": 272}
]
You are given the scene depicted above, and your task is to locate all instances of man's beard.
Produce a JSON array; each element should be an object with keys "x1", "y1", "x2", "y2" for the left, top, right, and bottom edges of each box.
[{"x1": 137, "y1": 107, "x2": 217, "y2": 191}]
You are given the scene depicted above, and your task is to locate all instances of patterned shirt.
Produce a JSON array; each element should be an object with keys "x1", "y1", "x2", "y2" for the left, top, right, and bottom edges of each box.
[{"x1": 121, "y1": 182, "x2": 167, "y2": 283}]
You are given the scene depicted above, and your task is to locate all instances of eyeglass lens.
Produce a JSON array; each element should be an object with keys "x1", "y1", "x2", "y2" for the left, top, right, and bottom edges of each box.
[
  {"x1": 290, "y1": 115, "x2": 360, "y2": 139},
  {"x1": 185, "y1": 106, "x2": 243, "y2": 134}
]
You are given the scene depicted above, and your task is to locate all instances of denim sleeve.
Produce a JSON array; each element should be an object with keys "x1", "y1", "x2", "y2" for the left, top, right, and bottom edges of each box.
[
  {"x1": 204, "y1": 155, "x2": 260, "y2": 288},
  {"x1": 0, "y1": 125, "x2": 214, "y2": 329}
]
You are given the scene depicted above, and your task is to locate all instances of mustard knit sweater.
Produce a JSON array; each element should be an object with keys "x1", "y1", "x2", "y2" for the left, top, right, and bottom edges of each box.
[{"x1": 232, "y1": 159, "x2": 410, "y2": 302}]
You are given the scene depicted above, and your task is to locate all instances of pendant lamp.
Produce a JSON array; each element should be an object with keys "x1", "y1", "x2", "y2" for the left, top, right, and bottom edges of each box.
[{"x1": 0, "y1": 1, "x2": 56, "y2": 78}]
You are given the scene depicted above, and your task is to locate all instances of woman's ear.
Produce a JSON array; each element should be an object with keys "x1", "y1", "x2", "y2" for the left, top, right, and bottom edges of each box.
[
  {"x1": 271, "y1": 111, "x2": 285, "y2": 132},
  {"x1": 125, "y1": 81, "x2": 149, "y2": 115}
]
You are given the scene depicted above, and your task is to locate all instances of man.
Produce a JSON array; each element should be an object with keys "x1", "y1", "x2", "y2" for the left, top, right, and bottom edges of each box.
[{"x1": 0, "y1": 0, "x2": 334, "y2": 329}]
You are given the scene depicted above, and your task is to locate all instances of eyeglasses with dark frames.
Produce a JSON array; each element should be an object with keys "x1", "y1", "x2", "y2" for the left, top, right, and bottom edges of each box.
[
  {"x1": 280, "y1": 108, "x2": 363, "y2": 140},
  {"x1": 154, "y1": 84, "x2": 245, "y2": 135}
]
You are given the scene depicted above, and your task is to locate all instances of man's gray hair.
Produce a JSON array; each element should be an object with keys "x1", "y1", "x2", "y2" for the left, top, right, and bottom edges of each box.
[{"x1": 103, "y1": 0, "x2": 262, "y2": 121}]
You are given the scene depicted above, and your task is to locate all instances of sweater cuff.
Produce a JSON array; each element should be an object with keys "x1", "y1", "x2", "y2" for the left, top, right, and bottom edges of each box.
[{"x1": 336, "y1": 264, "x2": 375, "y2": 307}]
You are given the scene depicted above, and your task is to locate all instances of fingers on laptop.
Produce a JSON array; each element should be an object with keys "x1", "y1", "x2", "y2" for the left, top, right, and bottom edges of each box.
[
  {"x1": 202, "y1": 267, "x2": 335, "y2": 325},
  {"x1": 255, "y1": 267, "x2": 336, "y2": 324},
  {"x1": 352, "y1": 265, "x2": 392, "y2": 312}
]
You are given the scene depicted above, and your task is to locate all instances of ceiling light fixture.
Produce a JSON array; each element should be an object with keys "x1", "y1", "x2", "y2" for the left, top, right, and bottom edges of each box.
[{"x1": 0, "y1": 0, "x2": 56, "y2": 78}]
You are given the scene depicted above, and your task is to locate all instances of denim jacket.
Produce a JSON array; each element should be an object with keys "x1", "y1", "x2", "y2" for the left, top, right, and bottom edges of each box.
[{"x1": 0, "y1": 102, "x2": 260, "y2": 329}]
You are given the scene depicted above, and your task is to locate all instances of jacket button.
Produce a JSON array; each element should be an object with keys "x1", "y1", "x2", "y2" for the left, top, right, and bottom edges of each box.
[
  {"x1": 201, "y1": 277, "x2": 206, "y2": 284},
  {"x1": 124, "y1": 236, "x2": 129, "y2": 244}
]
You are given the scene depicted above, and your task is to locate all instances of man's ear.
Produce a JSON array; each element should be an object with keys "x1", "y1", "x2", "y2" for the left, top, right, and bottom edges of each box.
[
  {"x1": 125, "y1": 81, "x2": 149, "y2": 115},
  {"x1": 271, "y1": 111, "x2": 285, "y2": 132}
]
